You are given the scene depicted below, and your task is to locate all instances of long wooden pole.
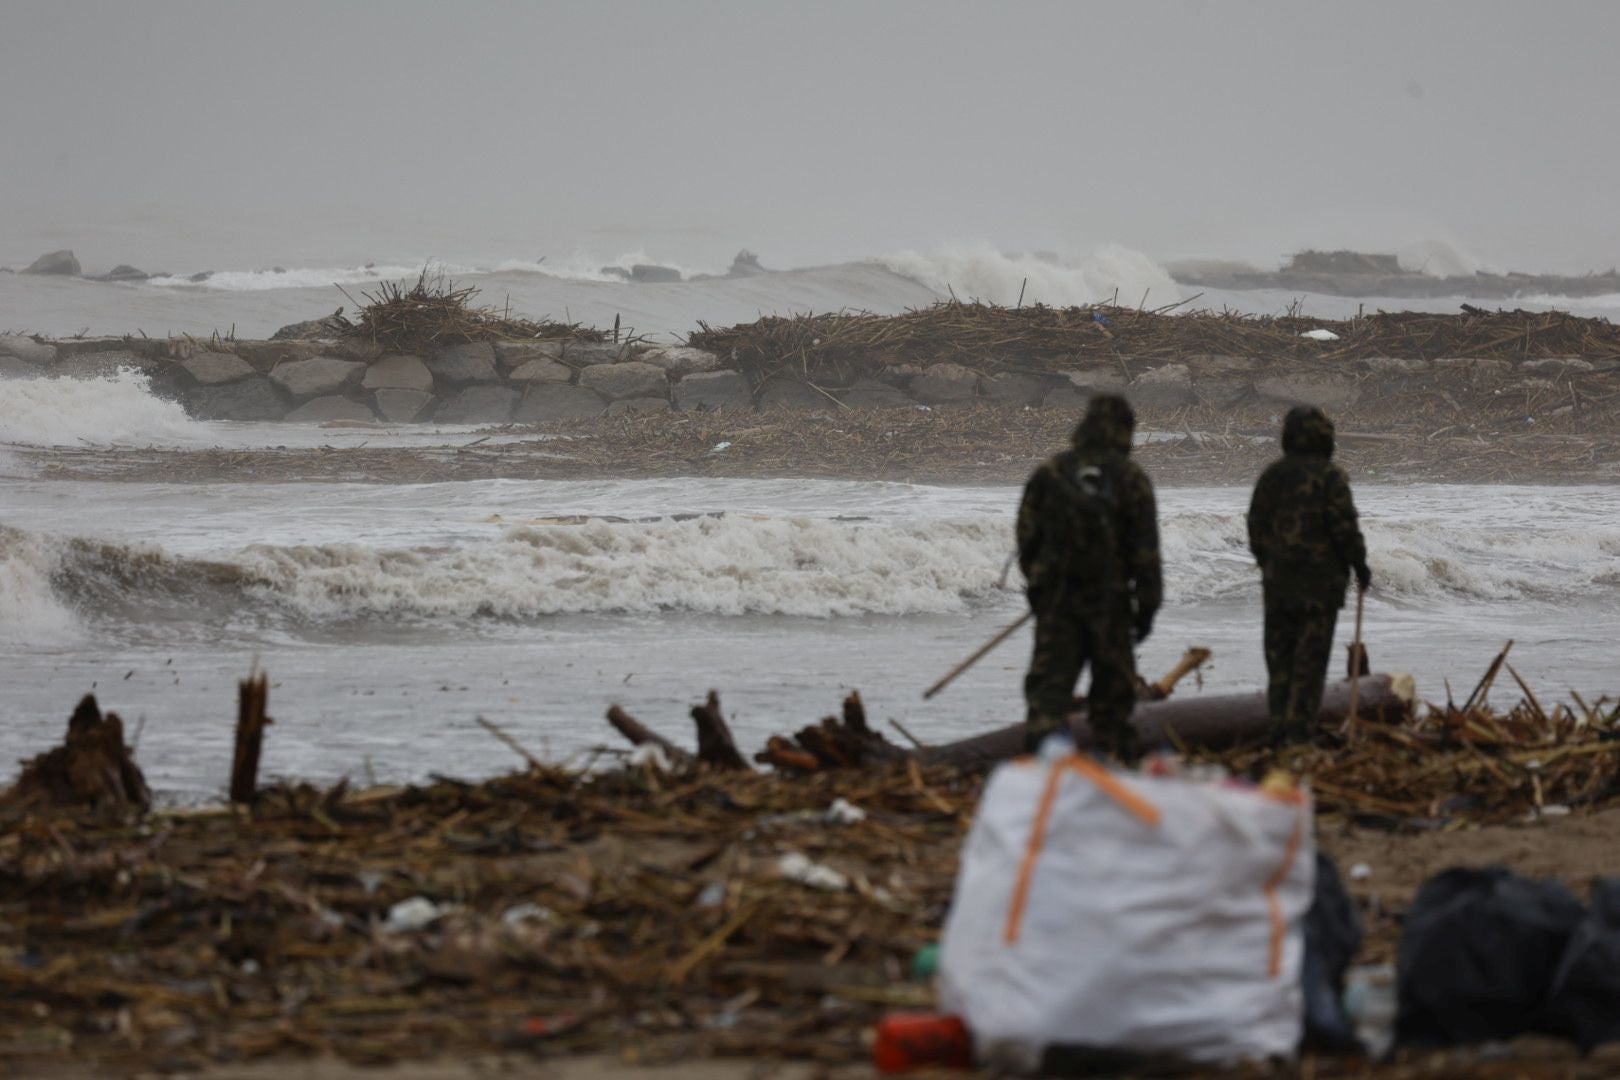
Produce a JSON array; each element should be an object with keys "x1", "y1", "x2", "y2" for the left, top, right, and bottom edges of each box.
[
  {"x1": 922, "y1": 612, "x2": 1032, "y2": 700},
  {"x1": 1346, "y1": 586, "x2": 1366, "y2": 730}
]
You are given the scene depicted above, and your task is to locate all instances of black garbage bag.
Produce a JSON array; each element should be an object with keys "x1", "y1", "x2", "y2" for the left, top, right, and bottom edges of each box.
[
  {"x1": 1301, "y1": 852, "x2": 1363, "y2": 1053},
  {"x1": 1394, "y1": 866, "x2": 1586, "y2": 1048},
  {"x1": 1545, "y1": 878, "x2": 1620, "y2": 1050}
]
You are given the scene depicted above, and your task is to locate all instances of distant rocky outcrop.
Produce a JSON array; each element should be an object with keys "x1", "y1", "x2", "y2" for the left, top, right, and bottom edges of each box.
[
  {"x1": 22, "y1": 249, "x2": 81, "y2": 276},
  {"x1": 90, "y1": 264, "x2": 151, "y2": 283}
]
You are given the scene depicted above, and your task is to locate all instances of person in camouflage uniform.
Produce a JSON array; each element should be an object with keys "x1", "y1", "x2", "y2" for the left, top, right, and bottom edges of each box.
[
  {"x1": 1247, "y1": 405, "x2": 1371, "y2": 742},
  {"x1": 1017, "y1": 395, "x2": 1162, "y2": 761}
]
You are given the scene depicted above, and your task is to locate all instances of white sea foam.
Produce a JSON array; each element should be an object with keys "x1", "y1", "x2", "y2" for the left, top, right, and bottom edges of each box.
[
  {"x1": 0, "y1": 530, "x2": 81, "y2": 644},
  {"x1": 0, "y1": 369, "x2": 206, "y2": 448},
  {"x1": 874, "y1": 244, "x2": 1181, "y2": 308},
  {"x1": 143, "y1": 251, "x2": 722, "y2": 292}
]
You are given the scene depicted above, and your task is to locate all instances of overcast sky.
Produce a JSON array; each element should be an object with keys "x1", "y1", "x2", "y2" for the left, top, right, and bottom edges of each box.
[{"x1": 4, "y1": 0, "x2": 1617, "y2": 273}]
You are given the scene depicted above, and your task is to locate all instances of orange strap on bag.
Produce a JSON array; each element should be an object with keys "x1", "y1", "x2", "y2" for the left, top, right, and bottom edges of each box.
[{"x1": 1003, "y1": 756, "x2": 1161, "y2": 943}]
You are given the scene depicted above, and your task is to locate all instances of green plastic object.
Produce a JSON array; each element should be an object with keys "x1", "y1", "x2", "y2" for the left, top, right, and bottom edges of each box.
[{"x1": 911, "y1": 943, "x2": 941, "y2": 981}]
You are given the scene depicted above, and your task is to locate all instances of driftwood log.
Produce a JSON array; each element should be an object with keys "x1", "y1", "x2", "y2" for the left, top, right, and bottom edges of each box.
[
  {"x1": 3, "y1": 694, "x2": 150, "y2": 812},
  {"x1": 229, "y1": 673, "x2": 272, "y2": 804},
  {"x1": 608, "y1": 673, "x2": 1413, "y2": 775},
  {"x1": 918, "y1": 674, "x2": 1414, "y2": 768}
]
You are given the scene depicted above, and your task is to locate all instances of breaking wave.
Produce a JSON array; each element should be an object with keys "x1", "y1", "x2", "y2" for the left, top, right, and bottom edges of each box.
[
  {"x1": 874, "y1": 244, "x2": 1181, "y2": 308},
  {"x1": 0, "y1": 369, "x2": 206, "y2": 448},
  {"x1": 8, "y1": 499, "x2": 1620, "y2": 643}
]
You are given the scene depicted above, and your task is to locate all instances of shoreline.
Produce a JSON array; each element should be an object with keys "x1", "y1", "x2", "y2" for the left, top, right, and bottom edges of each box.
[{"x1": 24, "y1": 404, "x2": 1620, "y2": 487}]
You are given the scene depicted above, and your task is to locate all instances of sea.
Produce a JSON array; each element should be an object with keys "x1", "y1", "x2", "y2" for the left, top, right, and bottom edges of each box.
[{"x1": 4, "y1": 245, "x2": 1618, "y2": 802}]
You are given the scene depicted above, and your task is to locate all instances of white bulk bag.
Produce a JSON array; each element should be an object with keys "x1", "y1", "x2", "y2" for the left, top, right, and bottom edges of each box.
[{"x1": 938, "y1": 754, "x2": 1314, "y2": 1070}]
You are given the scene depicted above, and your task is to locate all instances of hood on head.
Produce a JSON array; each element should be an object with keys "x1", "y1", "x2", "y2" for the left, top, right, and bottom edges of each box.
[
  {"x1": 1073, "y1": 394, "x2": 1135, "y2": 453},
  {"x1": 1281, "y1": 405, "x2": 1335, "y2": 456}
]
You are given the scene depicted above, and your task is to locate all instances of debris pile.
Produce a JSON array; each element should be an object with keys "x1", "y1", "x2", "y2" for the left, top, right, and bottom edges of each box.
[
  {"x1": 689, "y1": 301, "x2": 1620, "y2": 386},
  {"x1": 340, "y1": 268, "x2": 605, "y2": 354}
]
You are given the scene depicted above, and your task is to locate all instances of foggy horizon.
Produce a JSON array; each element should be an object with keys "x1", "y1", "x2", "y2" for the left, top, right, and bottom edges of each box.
[{"x1": 5, "y1": 0, "x2": 1620, "y2": 276}]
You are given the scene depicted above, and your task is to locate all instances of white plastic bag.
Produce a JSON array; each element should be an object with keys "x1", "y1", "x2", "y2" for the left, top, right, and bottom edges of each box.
[{"x1": 938, "y1": 754, "x2": 1314, "y2": 1070}]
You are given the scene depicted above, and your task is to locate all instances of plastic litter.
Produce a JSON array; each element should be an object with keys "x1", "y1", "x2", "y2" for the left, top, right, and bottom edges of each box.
[
  {"x1": 776, "y1": 851, "x2": 848, "y2": 891},
  {"x1": 872, "y1": 1013, "x2": 973, "y2": 1074},
  {"x1": 500, "y1": 902, "x2": 553, "y2": 927},
  {"x1": 694, "y1": 882, "x2": 727, "y2": 909},
  {"x1": 1349, "y1": 862, "x2": 1372, "y2": 881},
  {"x1": 628, "y1": 743, "x2": 671, "y2": 771},
  {"x1": 1545, "y1": 878, "x2": 1620, "y2": 1050},
  {"x1": 1344, "y1": 964, "x2": 1397, "y2": 1058},
  {"x1": 1302, "y1": 853, "x2": 1363, "y2": 1052},
  {"x1": 910, "y1": 943, "x2": 940, "y2": 982},
  {"x1": 825, "y1": 797, "x2": 867, "y2": 824},
  {"x1": 1395, "y1": 866, "x2": 1584, "y2": 1048},
  {"x1": 381, "y1": 895, "x2": 456, "y2": 934},
  {"x1": 1300, "y1": 328, "x2": 1341, "y2": 341}
]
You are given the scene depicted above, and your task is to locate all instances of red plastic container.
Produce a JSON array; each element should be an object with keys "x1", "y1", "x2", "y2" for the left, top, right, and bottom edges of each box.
[{"x1": 872, "y1": 1013, "x2": 973, "y2": 1074}]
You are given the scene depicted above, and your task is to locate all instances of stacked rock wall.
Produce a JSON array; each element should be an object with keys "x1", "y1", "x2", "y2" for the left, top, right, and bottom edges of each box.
[{"x1": 0, "y1": 330, "x2": 1599, "y2": 423}]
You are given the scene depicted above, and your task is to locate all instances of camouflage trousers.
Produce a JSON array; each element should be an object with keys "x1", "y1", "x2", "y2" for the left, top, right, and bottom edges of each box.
[
  {"x1": 1262, "y1": 600, "x2": 1339, "y2": 740},
  {"x1": 1023, "y1": 602, "x2": 1140, "y2": 762}
]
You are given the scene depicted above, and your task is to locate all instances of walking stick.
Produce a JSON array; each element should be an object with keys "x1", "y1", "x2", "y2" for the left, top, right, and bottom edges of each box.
[
  {"x1": 1343, "y1": 585, "x2": 1367, "y2": 735},
  {"x1": 923, "y1": 612, "x2": 1032, "y2": 699}
]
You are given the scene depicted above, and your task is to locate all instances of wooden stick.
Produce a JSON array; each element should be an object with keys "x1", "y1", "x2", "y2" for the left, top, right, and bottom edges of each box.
[
  {"x1": 606, "y1": 705, "x2": 692, "y2": 766},
  {"x1": 1343, "y1": 587, "x2": 1367, "y2": 735},
  {"x1": 1462, "y1": 639, "x2": 1514, "y2": 713},
  {"x1": 923, "y1": 612, "x2": 1032, "y2": 699},
  {"x1": 230, "y1": 673, "x2": 271, "y2": 804},
  {"x1": 1150, "y1": 647, "x2": 1213, "y2": 699},
  {"x1": 475, "y1": 716, "x2": 544, "y2": 772},
  {"x1": 691, "y1": 690, "x2": 749, "y2": 770}
]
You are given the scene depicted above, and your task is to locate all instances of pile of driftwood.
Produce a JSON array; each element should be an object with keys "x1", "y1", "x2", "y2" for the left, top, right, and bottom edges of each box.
[
  {"x1": 338, "y1": 268, "x2": 605, "y2": 355},
  {"x1": 688, "y1": 302, "x2": 1620, "y2": 387}
]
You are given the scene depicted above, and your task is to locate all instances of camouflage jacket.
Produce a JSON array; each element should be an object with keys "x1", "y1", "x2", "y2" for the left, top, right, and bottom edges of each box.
[
  {"x1": 1247, "y1": 406, "x2": 1368, "y2": 610},
  {"x1": 1017, "y1": 412, "x2": 1161, "y2": 618}
]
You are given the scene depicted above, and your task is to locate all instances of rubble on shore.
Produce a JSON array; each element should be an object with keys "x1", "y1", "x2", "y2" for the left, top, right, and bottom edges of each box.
[{"x1": 5, "y1": 653, "x2": 1620, "y2": 1075}]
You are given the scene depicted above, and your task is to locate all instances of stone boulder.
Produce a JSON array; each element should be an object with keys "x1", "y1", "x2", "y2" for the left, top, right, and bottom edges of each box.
[
  {"x1": 607, "y1": 397, "x2": 672, "y2": 415},
  {"x1": 640, "y1": 346, "x2": 722, "y2": 377},
  {"x1": 508, "y1": 357, "x2": 573, "y2": 384},
  {"x1": 1360, "y1": 356, "x2": 1430, "y2": 376},
  {"x1": 54, "y1": 350, "x2": 165, "y2": 380},
  {"x1": 563, "y1": 341, "x2": 631, "y2": 367},
  {"x1": 285, "y1": 396, "x2": 377, "y2": 423},
  {"x1": 1127, "y1": 363, "x2": 1195, "y2": 408},
  {"x1": 362, "y1": 354, "x2": 434, "y2": 393},
  {"x1": 426, "y1": 342, "x2": 499, "y2": 384},
  {"x1": 22, "y1": 250, "x2": 80, "y2": 276},
  {"x1": 909, "y1": 363, "x2": 980, "y2": 405},
  {"x1": 1434, "y1": 357, "x2": 1512, "y2": 383},
  {"x1": 0, "y1": 357, "x2": 44, "y2": 380},
  {"x1": 579, "y1": 361, "x2": 668, "y2": 401},
  {"x1": 1043, "y1": 387, "x2": 1091, "y2": 409},
  {"x1": 186, "y1": 377, "x2": 288, "y2": 421},
  {"x1": 757, "y1": 379, "x2": 829, "y2": 410},
  {"x1": 1523, "y1": 357, "x2": 1594, "y2": 374},
  {"x1": 982, "y1": 371, "x2": 1047, "y2": 407},
  {"x1": 1254, "y1": 373, "x2": 1360, "y2": 410},
  {"x1": 269, "y1": 356, "x2": 365, "y2": 400},
  {"x1": 1182, "y1": 353, "x2": 1261, "y2": 376},
  {"x1": 839, "y1": 377, "x2": 914, "y2": 409},
  {"x1": 373, "y1": 389, "x2": 434, "y2": 423},
  {"x1": 1062, "y1": 367, "x2": 1126, "y2": 394},
  {"x1": 270, "y1": 315, "x2": 346, "y2": 340},
  {"x1": 0, "y1": 334, "x2": 57, "y2": 366},
  {"x1": 91, "y1": 264, "x2": 150, "y2": 282},
  {"x1": 233, "y1": 340, "x2": 326, "y2": 373},
  {"x1": 514, "y1": 384, "x2": 606, "y2": 424},
  {"x1": 494, "y1": 340, "x2": 563, "y2": 369},
  {"x1": 674, "y1": 370, "x2": 752, "y2": 411},
  {"x1": 181, "y1": 351, "x2": 256, "y2": 385},
  {"x1": 56, "y1": 337, "x2": 150, "y2": 358},
  {"x1": 437, "y1": 385, "x2": 519, "y2": 424}
]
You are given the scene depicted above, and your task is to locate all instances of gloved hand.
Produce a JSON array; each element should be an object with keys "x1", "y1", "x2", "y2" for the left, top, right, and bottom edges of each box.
[
  {"x1": 1134, "y1": 608, "x2": 1155, "y2": 644},
  {"x1": 1354, "y1": 562, "x2": 1372, "y2": 592}
]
